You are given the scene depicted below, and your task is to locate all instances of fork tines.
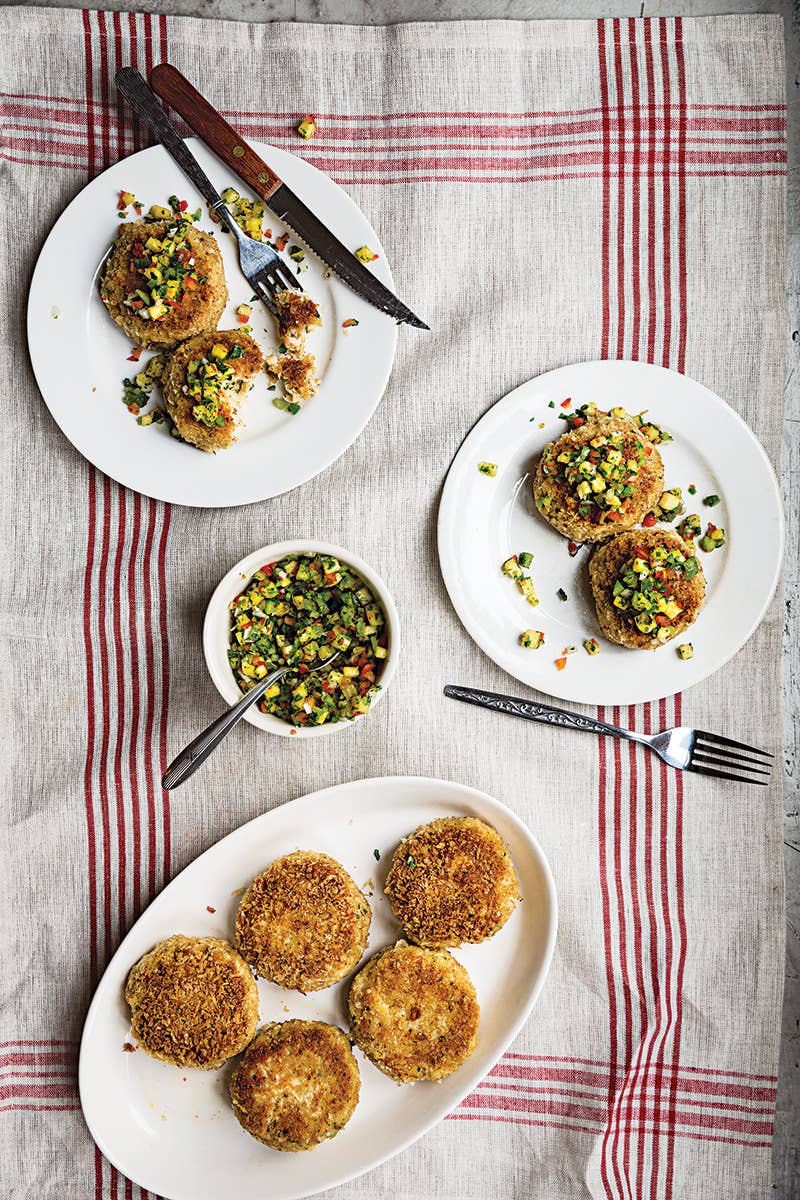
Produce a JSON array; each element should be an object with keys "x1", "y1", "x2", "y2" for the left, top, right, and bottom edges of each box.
[{"x1": 689, "y1": 730, "x2": 773, "y2": 786}]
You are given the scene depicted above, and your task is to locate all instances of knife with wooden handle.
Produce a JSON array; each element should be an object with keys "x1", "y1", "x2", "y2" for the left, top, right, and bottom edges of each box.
[{"x1": 148, "y1": 63, "x2": 428, "y2": 329}]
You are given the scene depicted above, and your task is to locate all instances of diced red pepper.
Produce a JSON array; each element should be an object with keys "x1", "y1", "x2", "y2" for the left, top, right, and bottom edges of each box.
[
  {"x1": 298, "y1": 663, "x2": 309, "y2": 674},
  {"x1": 275, "y1": 232, "x2": 290, "y2": 252},
  {"x1": 127, "y1": 347, "x2": 143, "y2": 362},
  {"x1": 568, "y1": 541, "x2": 579, "y2": 557},
  {"x1": 178, "y1": 199, "x2": 188, "y2": 212},
  {"x1": 560, "y1": 397, "x2": 572, "y2": 408},
  {"x1": 642, "y1": 512, "x2": 657, "y2": 527},
  {"x1": 555, "y1": 656, "x2": 568, "y2": 671}
]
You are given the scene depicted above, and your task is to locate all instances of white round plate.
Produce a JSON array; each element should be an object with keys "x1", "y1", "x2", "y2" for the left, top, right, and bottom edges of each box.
[
  {"x1": 79, "y1": 776, "x2": 557, "y2": 1200},
  {"x1": 203, "y1": 539, "x2": 401, "y2": 738},
  {"x1": 438, "y1": 360, "x2": 783, "y2": 706},
  {"x1": 28, "y1": 140, "x2": 397, "y2": 507}
]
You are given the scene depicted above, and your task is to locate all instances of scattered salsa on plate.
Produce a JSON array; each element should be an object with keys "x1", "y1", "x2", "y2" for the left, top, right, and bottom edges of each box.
[{"x1": 227, "y1": 553, "x2": 388, "y2": 727}]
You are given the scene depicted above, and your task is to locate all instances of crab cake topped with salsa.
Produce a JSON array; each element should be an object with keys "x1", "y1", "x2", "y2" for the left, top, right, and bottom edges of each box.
[
  {"x1": 235, "y1": 851, "x2": 371, "y2": 993},
  {"x1": 230, "y1": 1020, "x2": 360, "y2": 1152},
  {"x1": 348, "y1": 941, "x2": 479, "y2": 1083},
  {"x1": 534, "y1": 412, "x2": 664, "y2": 542},
  {"x1": 162, "y1": 329, "x2": 263, "y2": 452},
  {"x1": 124, "y1": 934, "x2": 258, "y2": 1070},
  {"x1": 100, "y1": 217, "x2": 227, "y2": 349},
  {"x1": 385, "y1": 816, "x2": 520, "y2": 948},
  {"x1": 589, "y1": 527, "x2": 706, "y2": 650}
]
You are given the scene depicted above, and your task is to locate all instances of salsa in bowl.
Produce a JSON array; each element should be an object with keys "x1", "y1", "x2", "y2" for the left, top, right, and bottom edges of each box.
[{"x1": 203, "y1": 541, "x2": 400, "y2": 737}]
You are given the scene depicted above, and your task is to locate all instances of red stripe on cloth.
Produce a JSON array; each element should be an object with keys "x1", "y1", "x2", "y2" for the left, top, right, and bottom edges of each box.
[
  {"x1": 501, "y1": 1054, "x2": 777, "y2": 1082},
  {"x1": 111, "y1": 487, "x2": 129, "y2": 940},
  {"x1": 96, "y1": 438, "x2": 114, "y2": 972},
  {"x1": 82, "y1": 469, "x2": 99, "y2": 986},
  {"x1": 628, "y1": 20, "x2": 643, "y2": 360},
  {"x1": 658, "y1": 22, "x2": 673, "y2": 370},
  {"x1": 613, "y1": 20, "x2": 627, "y2": 363},
  {"x1": 157, "y1": 506, "x2": 172, "y2": 883},
  {"x1": 141, "y1": 500, "x2": 159, "y2": 900},
  {"x1": 127, "y1": 491, "x2": 144, "y2": 920},
  {"x1": 598, "y1": 21, "x2": 612, "y2": 362}
]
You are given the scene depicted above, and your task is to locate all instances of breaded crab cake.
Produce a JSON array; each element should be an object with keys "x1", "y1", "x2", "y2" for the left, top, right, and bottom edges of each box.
[
  {"x1": 533, "y1": 412, "x2": 664, "y2": 542},
  {"x1": 124, "y1": 934, "x2": 258, "y2": 1070},
  {"x1": 348, "y1": 941, "x2": 480, "y2": 1083},
  {"x1": 229, "y1": 1021, "x2": 360, "y2": 1152},
  {"x1": 588, "y1": 527, "x2": 706, "y2": 650},
  {"x1": 100, "y1": 218, "x2": 227, "y2": 349},
  {"x1": 385, "y1": 816, "x2": 520, "y2": 948},
  {"x1": 235, "y1": 851, "x2": 371, "y2": 993},
  {"x1": 162, "y1": 329, "x2": 263, "y2": 452},
  {"x1": 274, "y1": 288, "x2": 322, "y2": 352}
]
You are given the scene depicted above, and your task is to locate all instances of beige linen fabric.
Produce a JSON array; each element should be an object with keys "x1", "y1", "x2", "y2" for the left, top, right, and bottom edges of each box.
[{"x1": 0, "y1": 9, "x2": 786, "y2": 1199}]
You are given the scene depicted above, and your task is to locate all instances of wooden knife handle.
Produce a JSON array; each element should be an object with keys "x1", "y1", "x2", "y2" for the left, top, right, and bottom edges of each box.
[{"x1": 149, "y1": 63, "x2": 284, "y2": 201}]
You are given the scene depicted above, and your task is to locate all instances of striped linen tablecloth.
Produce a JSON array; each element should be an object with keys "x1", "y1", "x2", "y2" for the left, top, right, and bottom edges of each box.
[{"x1": 0, "y1": 9, "x2": 786, "y2": 1199}]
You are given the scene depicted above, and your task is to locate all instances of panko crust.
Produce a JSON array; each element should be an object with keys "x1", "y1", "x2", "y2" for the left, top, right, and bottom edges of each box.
[
  {"x1": 100, "y1": 220, "x2": 227, "y2": 349},
  {"x1": 533, "y1": 413, "x2": 665, "y2": 542},
  {"x1": 385, "y1": 816, "x2": 520, "y2": 948},
  {"x1": 274, "y1": 289, "x2": 322, "y2": 352},
  {"x1": 265, "y1": 351, "x2": 320, "y2": 402},
  {"x1": 229, "y1": 1021, "x2": 360, "y2": 1152},
  {"x1": 348, "y1": 941, "x2": 480, "y2": 1083},
  {"x1": 589, "y1": 528, "x2": 706, "y2": 650},
  {"x1": 124, "y1": 934, "x2": 258, "y2": 1070},
  {"x1": 162, "y1": 329, "x2": 263, "y2": 452},
  {"x1": 235, "y1": 851, "x2": 371, "y2": 993}
]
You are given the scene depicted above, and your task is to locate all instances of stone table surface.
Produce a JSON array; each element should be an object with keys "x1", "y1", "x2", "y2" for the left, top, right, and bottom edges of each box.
[{"x1": 4, "y1": 0, "x2": 799, "y2": 1195}]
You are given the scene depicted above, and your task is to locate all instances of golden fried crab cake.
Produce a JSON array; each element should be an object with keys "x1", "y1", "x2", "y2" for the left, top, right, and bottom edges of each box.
[
  {"x1": 274, "y1": 288, "x2": 322, "y2": 351},
  {"x1": 100, "y1": 218, "x2": 227, "y2": 349},
  {"x1": 235, "y1": 851, "x2": 370, "y2": 993},
  {"x1": 231, "y1": 1021, "x2": 359, "y2": 1152},
  {"x1": 230, "y1": 1020, "x2": 360, "y2": 1152},
  {"x1": 162, "y1": 329, "x2": 263, "y2": 452},
  {"x1": 533, "y1": 413, "x2": 664, "y2": 542},
  {"x1": 588, "y1": 527, "x2": 706, "y2": 650},
  {"x1": 348, "y1": 941, "x2": 479, "y2": 1083},
  {"x1": 265, "y1": 350, "x2": 320, "y2": 402},
  {"x1": 385, "y1": 816, "x2": 520, "y2": 948},
  {"x1": 124, "y1": 934, "x2": 258, "y2": 1070}
]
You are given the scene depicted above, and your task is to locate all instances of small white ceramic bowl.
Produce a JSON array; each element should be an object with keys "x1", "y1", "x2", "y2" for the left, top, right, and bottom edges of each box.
[{"x1": 203, "y1": 539, "x2": 401, "y2": 738}]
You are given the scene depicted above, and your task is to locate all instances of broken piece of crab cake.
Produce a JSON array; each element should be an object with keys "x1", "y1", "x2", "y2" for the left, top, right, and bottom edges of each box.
[
  {"x1": 229, "y1": 1020, "x2": 360, "y2": 1152},
  {"x1": 385, "y1": 816, "x2": 520, "y2": 948},
  {"x1": 348, "y1": 941, "x2": 480, "y2": 1083},
  {"x1": 100, "y1": 217, "x2": 227, "y2": 350},
  {"x1": 588, "y1": 527, "x2": 706, "y2": 650},
  {"x1": 533, "y1": 412, "x2": 665, "y2": 542},
  {"x1": 235, "y1": 851, "x2": 371, "y2": 993},
  {"x1": 162, "y1": 329, "x2": 263, "y2": 452},
  {"x1": 265, "y1": 349, "x2": 320, "y2": 404},
  {"x1": 124, "y1": 934, "x2": 259, "y2": 1070},
  {"x1": 273, "y1": 288, "x2": 322, "y2": 352}
]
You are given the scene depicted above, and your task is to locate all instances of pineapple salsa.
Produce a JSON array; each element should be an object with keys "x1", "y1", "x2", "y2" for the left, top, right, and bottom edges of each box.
[{"x1": 227, "y1": 554, "x2": 389, "y2": 727}]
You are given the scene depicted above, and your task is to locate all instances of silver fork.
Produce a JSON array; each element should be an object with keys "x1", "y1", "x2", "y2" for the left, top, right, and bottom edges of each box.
[
  {"x1": 115, "y1": 68, "x2": 300, "y2": 316},
  {"x1": 443, "y1": 684, "x2": 773, "y2": 786}
]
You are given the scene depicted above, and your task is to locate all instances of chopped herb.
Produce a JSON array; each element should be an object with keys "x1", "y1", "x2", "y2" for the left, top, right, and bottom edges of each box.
[
  {"x1": 373, "y1": 848, "x2": 381, "y2": 861},
  {"x1": 556, "y1": 587, "x2": 568, "y2": 602},
  {"x1": 406, "y1": 855, "x2": 416, "y2": 868},
  {"x1": 548, "y1": 400, "x2": 555, "y2": 409},
  {"x1": 518, "y1": 551, "x2": 533, "y2": 568},
  {"x1": 703, "y1": 494, "x2": 721, "y2": 507}
]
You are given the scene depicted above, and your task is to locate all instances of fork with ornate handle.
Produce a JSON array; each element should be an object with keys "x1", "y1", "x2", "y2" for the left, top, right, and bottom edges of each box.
[{"x1": 443, "y1": 684, "x2": 772, "y2": 786}]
